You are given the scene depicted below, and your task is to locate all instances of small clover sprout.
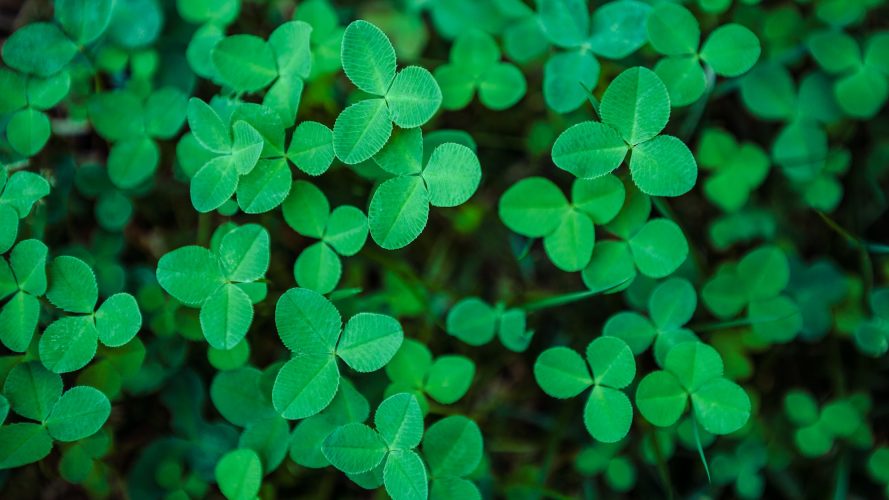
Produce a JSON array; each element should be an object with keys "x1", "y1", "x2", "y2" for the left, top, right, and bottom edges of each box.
[
  {"x1": 854, "y1": 288, "x2": 889, "y2": 356},
  {"x1": 696, "y1": 128, "x2": 771, "y2": 212},
  {"x1": 784, "y1": 390, "x2": 872, "y2": 457},
  {"x1": 552, "y1": 67, "x2": 698, "y2": 197},
  {"x1": 0, "y1": 170, "x2": 50, "y2": 253},
  {"x1": 334, "y1": 20, "x2": 442, "y2": 164},
  {"x1": 535, "y1": 336, "x2": 636, "y2": 442},
  {"x1": 446, "y1": 297, "x2": 534, "y2": 352},
  {"x1": 807, "y1": 30, "x2": 889, "y2": 118},
  {"x1": 273, "y1": 288, "x2": 404, "y2": 419},
  {"x1": 369, "y1": 128, "x2": 481, "y2": 249},
  {"x1": 435, "y1": 29, "x2": 527, "y2": 111},
  {"x1": 575, "y1": 440, "x2": 636, "y2": 493},
  {"x1": 283, "y1": 180, "x2": 369, "y2": 294},
  {"x1": 636, "y1": 341, "x2": 751, "y2": 435},
  {"x1": 604, "y1": 277, "x2": 699, "y2": 365},
  {"x1": 385, "y1": 339, "x2": 475, "y2": 412},
  {"x1": 322, "y1": 393, "x2": 427, "y2": 498},
  {"x1": 647, "y1": 2, "x2": 761, "y2": 106},
  {"x1": 156, "y1": 224, "x2": 269, "y2": 350},
  {"x1": 537, "y1": 0, "x2": 651, "y2": 113}
]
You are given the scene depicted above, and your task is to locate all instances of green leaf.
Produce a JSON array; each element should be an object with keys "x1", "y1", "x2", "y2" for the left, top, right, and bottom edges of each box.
[
  {"x1": 374, "y1": 127, "x2": 424, "y2": 176},
  {"x1": 538, "y1": 0, "x2": 589, "y2": 48},
  {"x1": 572, "y1": 175, "x2": 626, "y2": 224},
  {"x1": 46, "y1": 256, "x2": 98, "y2": 314},
  {"x1": 324, "y1": 206, "x2": 369, "y2": 256},
  {"x1": 294, "y1": 242, "x2": 342, "y2": 294},
  {"x1": 629, "y1": 134, "x2": 697, "y2": 197},
  {"x1": 333, "y1": 99, "x2": 393, "y2": 165},
  {"x1": 552, "y1": 121, "x2": 629, "y2": 179},
  {"x1": 288, "y1": 121, "x2": 335, "y2": 176},
  {"x1": 275, "y1": 287, "x2": 342, "y2": 354},
  {"x1": 375, "y1": 393, "x2": 423, "y2": 450},
  {"x1": 654, "y1": 57, "x2": 708, "y2": 108},
  {"x1": 534, "y1": 347, "x2": 592, "y2": 398},
  {"x1": 583, "y1": 386, "x2": 633, "y2": 443},
  {"x1": 39, "y1": 316, "x2": 99, "y2": 374},
  {"x1": 628, "y1": 219, "x2": 688, "y2": 278},
  {"x1": 635, "y1": 370, "x2": 688, "y2": 427},
  {"x1": 2, "y1": 171, "x2": 50, "y2": 217},
  {"x1": 586, "y1": 336, "x2": 635, "y2": 389},
  {"x1": 269, "y1": 21, "x2": 313, "y2": 79},
  {"x1": 646, "y1": 3, "x2": 700, "y2": 56},
  {"x1": 230, "y1": 121, "x2": 265, "y2": 174},
  {"x1": 236, "y1": 158, "x2": 292, "y2": 214},
  {"x1": 0, "y1": 423, "x2": 52, "y2": 469},
  {"x1": 211, "y1": 367, "x2": 274, "y2": 427},
  {"x1": 322, "y1": 422, "x2": 388, "y2": 474},
  {"x1": 6, "y1": 108, "x2": 51, "y2": 157},
  {"x1": 95, "y1": 293, "x2": 142, "y2": 347},
  {"x1": 3, "y1": 362, "x2": 62, "y2": 422},
  {"x1": 700, "y1": 24, "x2": 761, "y2": 77},
  {"x1": 212, "y1": 35, "x2": 278, "y2": 92},
  {"x1": 737, "y1": 245, "x2": 789, "y2": 300},
  {"x1": 543, "y1": 209, "x2": 595, "y2": 272},
  {"x1": 499, "y1": 177, "x2": 570, "y2": 237},
  {"x1": 543, "y1": 50, "x2": 601, "y2": 114},
  {"x1": 156, "y1": 246, "x2": 225, "y2": 306},
  {"x1": 107, "y1": 137, "x2": 160, "y2": 189},
  {"x1": 478, "y1": 63, "x2": 526, "y2": 110},
  {"x1": 187, "y1": 98, "x2": 231, "y2": 154},
  {"x1": 145, "y1": 88, "x2": 188, "y2": 139},
  {"x1": 46, "y1": 386, "x2": 111, "y2": 442},
  {"x1": 218, "y1": 224, "x2": 270, "y2": 283},
  {"x1": 337, "y1": 313, "x2": 404, "y2": 372},
  {"x1": 1, "y1": 23, "x2": 77, "y2": 77},
  {"x1": 422, "y1": 143, "x2": 481, "y2": 208},
  {"x1": 0, "y1": 292, "x2": 40, "y2": 352},
  {"x1": 283, "y1": 180, "x2": 330, "y2": 239},
  {"x1": 604, "y1": 311, "x2": 656, "y2": 355},
  {"x1": 55, "y1": 0, "x2": 114, "y2": 44},
  {"x1": 425, "y1": 355, "x2": 475, "y2": 404},
  {"x1": 422, "y1": 416, "x2": 483, "y2": 477},
  {"x1": 387, "y1": 66, "x2": 442, "y2": 128},
  {"x1": 190, "y1": 156, "x2": 239, "y2": 213},
  {"x1": 648, "y1": 278, "x2": 696, "y2": 330},
  {"x1": 11, "y1": 239, "x2": 48, "y2": 295},
  {"x1": 369, "y1": 176, "x2": 430, "y2": 250},
  {"x1": 691, "y1": 378, "x2": 751, "y2": 434},
  {"x1": 383, "y1": 449, "x2": 428, "y2": 500},
  {"x1": 664, "y1": 342, "x2": 723, "y2": 392},
  {"x1": 215, "y1": 448, "x2": 263, "y2": 500},
  {"x1": 446, "y1": 298, "x2": 497, "y2": 346},
  {"x1": 200, "y1": 284, "x2": 254, "y2": 350},
  {"x1": 273, "y1": 354, "x2": 340, "y2": 419},
  {"x1": 341, "y1": 21, "x2": 396, "y2": 95},
  {"x1": 600, "y1": 67, "x2": 670, "y2": 146},
  {"x1": 586, "y1": 0, "x2": 651, "y2": 59},
  {"x1": 582, "y1": 241, "x2": 637, "y2": 294}
]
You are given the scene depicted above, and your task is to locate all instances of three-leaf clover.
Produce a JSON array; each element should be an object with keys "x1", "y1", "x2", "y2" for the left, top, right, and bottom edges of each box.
[
  {"x1": 369, "y1": 127, "x2": 481, "y2": 249},
  {"x1": 635, "y1": 341, "x2": 751, "y2": 435},
  {"x1": 807, "y1": 30, "x2": 889, "y2": 118},
  {"x1": 537, "y1": 0, "x2": 652, "y2": 113},
  {"x1": 434, "y1": 29, "x2": 527, "y2": 111},
  {"x1": 783, "y1": 390, "x2": 871, "y2": 457},
  {"x1": 710, "y1": 438, "x2": 769, "y2": 499},
  {"x1": 446, "y1": 296, "x2": 534, "y2": 352},
  {"x1": 696, "y1": 128, "x2": 770, "y2": 212},
  {"x1": 272, "y1": 288, "x2": 404, "y2": 419},
  {"x1": 702, "y1": 245, "x2": 803, "y2": 344},
  {"x1": 322, "y1": 393, "x2": 427, "y2": 499},
  {"x1": 422, "y1": 416, "x2": 484, "y2": 499},
  {"x1": 0, "y1": 240, "x2": 49, "y2": 351},
  {"x1": 552, "y1": 66, "x2": 698, "y2": 197},
  {"x1": 1, "y1": 362, "x2": 111, "y2": 469},
  {"x1": 0, "y1": 67, "x2": 71, "y2": 157},
  {"x1": 0, "y1": 170, "x2": 50, "y2": 253},
  {"x1": 604, "y1": 278, "x2": 699, "y2": 365},
  {"x1": 88, "y1": 87, "x2": 188, "y2": 189},
  {"x1": 39, "y1": 254, "x2": 142, "y2": 374},
  {"x1": 647, "y1": 2, "x2": 761, "y2": 106},
  {"x1": 156, "y1": 224, "x2": 270, "y2": 350},
  {"x1": 385, "y1": 339, "x2": 475, "y2": 412},
  {"x1": 499, "y1": 175, "x2": 625, "y2": 272},
  {"x1": 334, "y1": 20, "x2": 442, "y2": 164},
  {"x1": 282, "y1": 180, "x2": 369, "y2": 294},
  {"x1": 534, "y1": 336, "x2": 636, "y2": 442},
  {"x1": 574, "y1": 440, "x2": 636, "y2": 493}
]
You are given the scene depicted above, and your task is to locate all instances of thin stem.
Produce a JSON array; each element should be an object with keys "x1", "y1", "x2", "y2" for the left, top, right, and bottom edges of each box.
[{"x1": 692, "y1": 414, "x2": 711, "y2": 483}]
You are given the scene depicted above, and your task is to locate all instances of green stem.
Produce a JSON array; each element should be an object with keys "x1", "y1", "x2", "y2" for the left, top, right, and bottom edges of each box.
[
  {"x1": 692, "y1": 414, "x2": 711, "y2": 483},
  {"x1": 521, "y1": 289, "x2": 602, "y2": 313}
]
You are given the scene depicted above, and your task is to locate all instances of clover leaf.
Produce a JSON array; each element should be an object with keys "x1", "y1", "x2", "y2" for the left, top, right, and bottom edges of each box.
[
  {"x1": 575, "y1": 439, "x2": 636, "y2": 492},
  {"x1": 808, "y1": 30, "x2": 889, "y2": 118},
  {"x1": 647, "y1": 3, "x2": 761, "y2": 106},
  {"x1": 422, "y1": 416, "x2": 484, "y2": 499},
  {"x1": 537, "y1": 0, "x2": 651, "y2": 113},
  {"x1": 435, "y1": 29, "x2": 527, "y2": 111},
  {"x1": 854, "y1": 287, "x2": 889, "y2": 356},
  {"x1": 783, "y1": 390, "x2": 871, "y2": 457},
  {"x1": 272, "y1": 288, "x2": 404, "y2": 419},
  {"x1": 552, "y1": 67, "x2": 698, "y2": 197},
  {"x1": 282, "y1": 180, "x2": 369, "y2": 294},
  {"x1": 636, "y1": 341, "x2": 751, "y2": 435},
  {"x1": 446, "y1": 297, "x2": 534, "y2": 352},
  {"x1": 334, "y1": 20, "x2": 442, "y2": 164},
  {"x1": 384, "y1": 339, "x2": 475, "y2": 412},
  {"x1": 214, "y1": 448, "x2": 263, "y2": 500},
  {"x1": 156, "y1": 224, "x2": 269, "y2": 350},
  {"x1": 604, "y1": 278, "x2": 699, "y2": 365},
  {"x1": 0, "y1": 67, "x2": 72, "y2": 157},
  {"x1": 0, "y1": 240, "x2": 49, "y2": 351},
  {"x1": 88, "y1": 87, "x2": 188, "y2": 189},
  {"x1": 535, "y1": 336, "x2": 636, "y2": 442},
  {"x1": 322, "y1": 393, "x2": 427, "y2": 499},
  {"x1": 710, "y1": 438, "x2": 769, "y2": 499},
  {"x1": 0, "y1": 170, "x2": 50, "y2": 253},
  {"x1": 290, "y1": 379, "x2": 370, "y2": 469},
  {"x1": 369, "y1": 128, "x2": 481, "y2": 249},
  {"x1": 696, "y1": 128, "x2": 770, "y2": 212}
]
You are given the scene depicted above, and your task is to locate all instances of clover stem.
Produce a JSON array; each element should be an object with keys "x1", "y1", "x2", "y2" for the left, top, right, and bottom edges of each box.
[
  {"x1": 691, "y1": 413, "x2": 711, "y2": 483},
  {"x1": 521, "y1": 289, "x2": 602, "y2": 313},
  {"x1": 647, "y1": 424, "x2": 675, "y2": 500},
  {"x1": 679, "y1": 65, "x2": 716, "y2": 141},
  {"x1": 833, "y1": 450, "x2": 850, "y2": 500}
]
